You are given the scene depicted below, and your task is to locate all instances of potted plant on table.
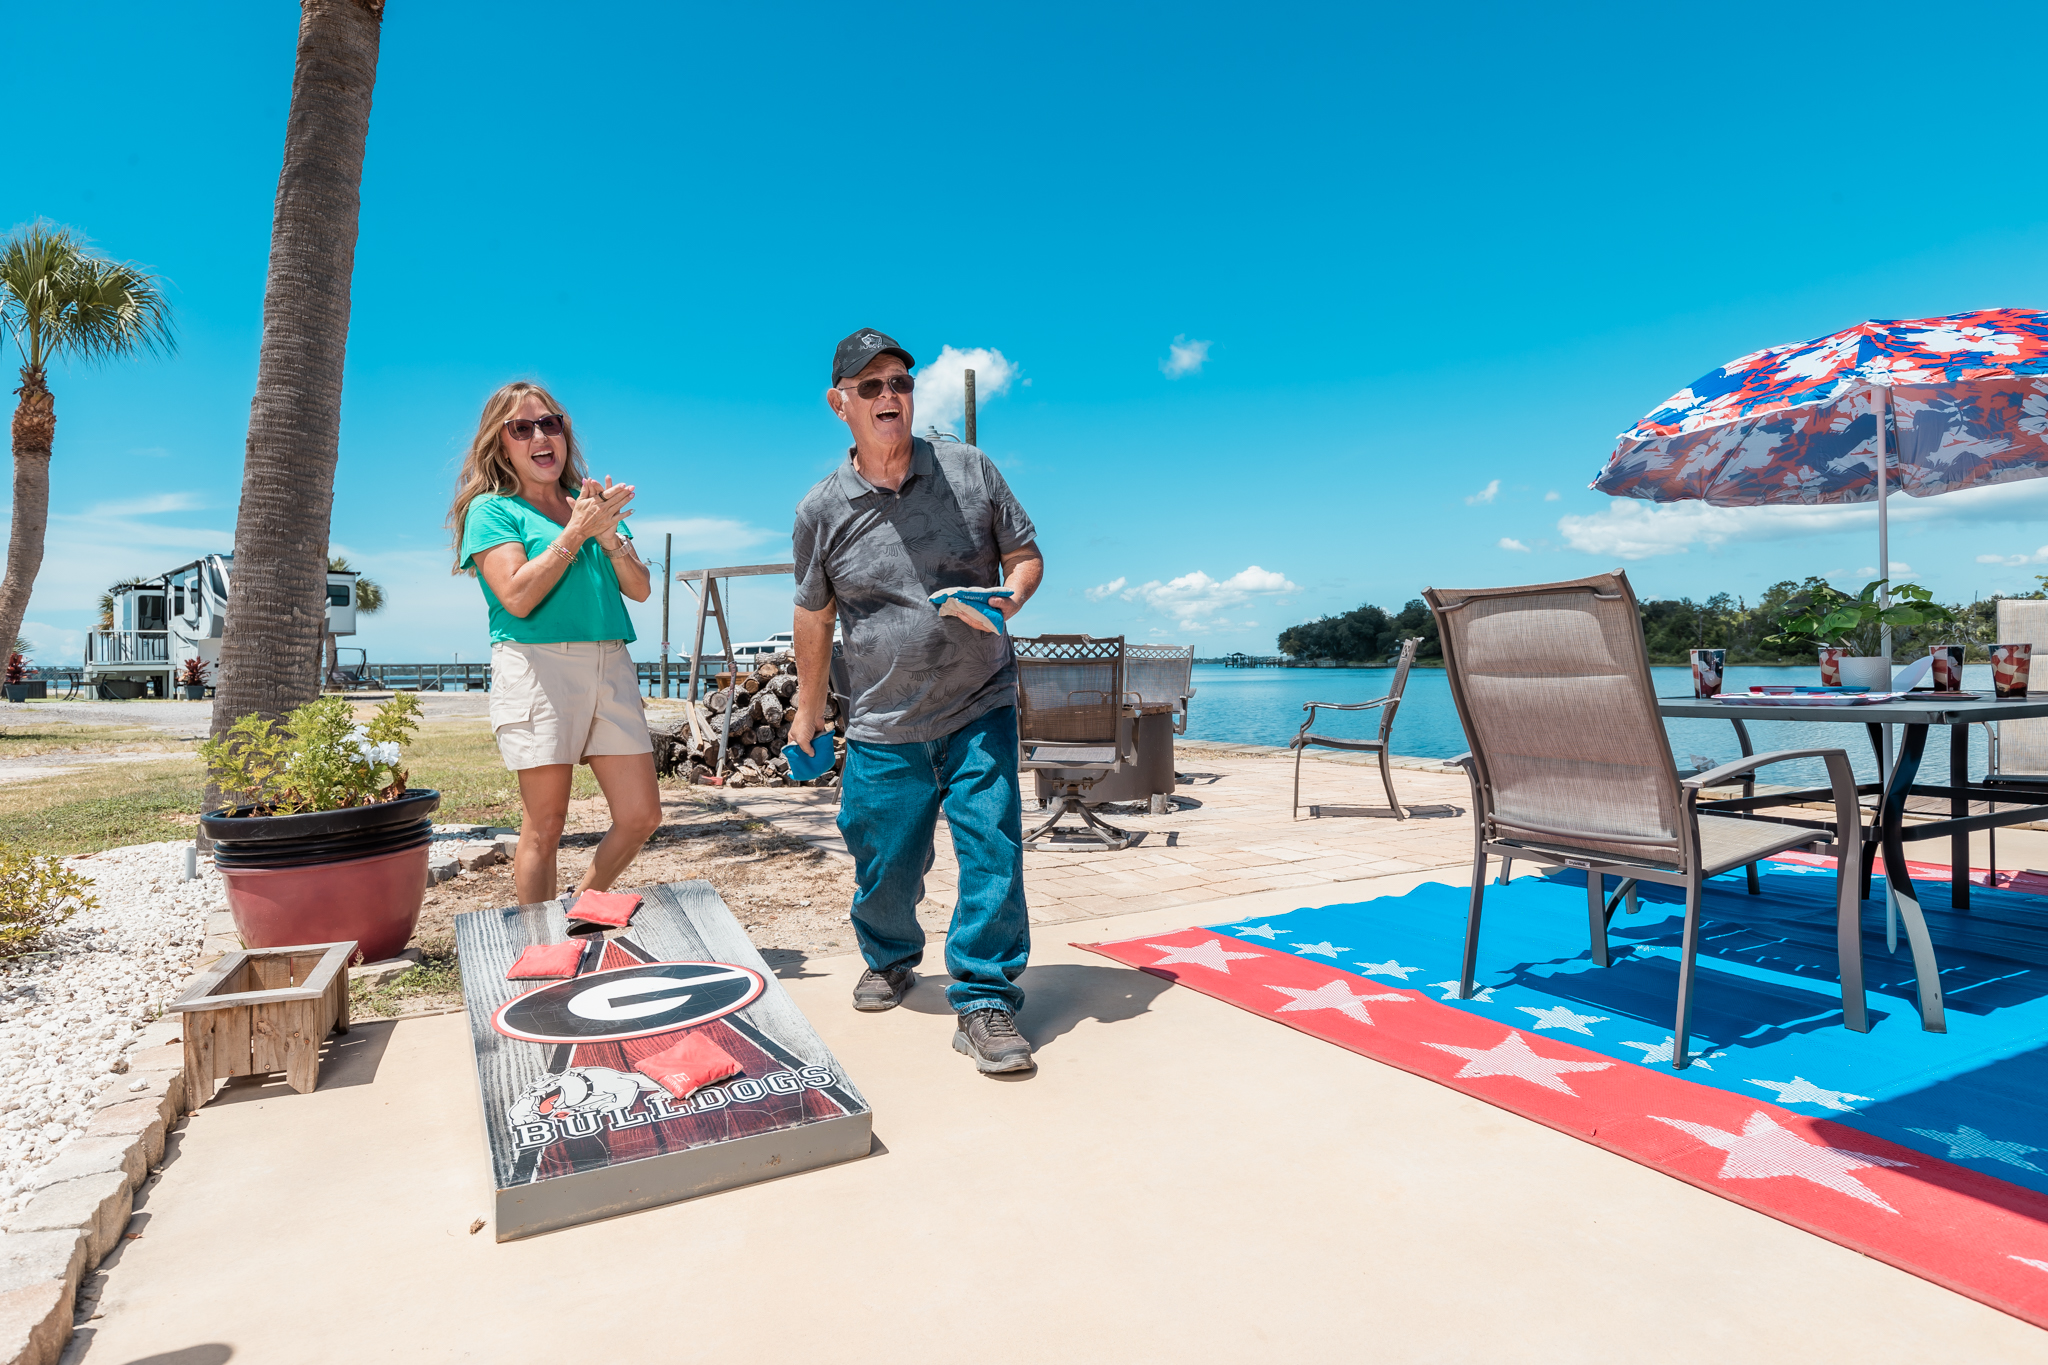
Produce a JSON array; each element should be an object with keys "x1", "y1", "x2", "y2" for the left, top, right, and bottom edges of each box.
[
  {"x1": 1766, "y1": 578, "x2": 1958, "y2": 689},
  {"x1": 178, "y1": 656, "x2": 211, "y2": 701},
  {"x1": 199, "y1": 693, "x2": 438, "y2": 963}
]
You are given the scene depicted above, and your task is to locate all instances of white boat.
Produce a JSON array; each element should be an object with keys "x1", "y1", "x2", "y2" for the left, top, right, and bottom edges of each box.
[{"x1": 731, "y1": 631, "x2": 795, "y2": 663}]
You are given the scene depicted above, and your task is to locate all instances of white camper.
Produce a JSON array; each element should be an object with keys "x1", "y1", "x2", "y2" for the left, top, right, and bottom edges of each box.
[{"x1": 86, "y1": 555, "x2": 360, "y2": 698}]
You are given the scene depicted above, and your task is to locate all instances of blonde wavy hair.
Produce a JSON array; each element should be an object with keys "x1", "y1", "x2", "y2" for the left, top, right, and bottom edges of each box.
[{"x1": 447, "y1": 380, "x2": 586, "y2": 572}]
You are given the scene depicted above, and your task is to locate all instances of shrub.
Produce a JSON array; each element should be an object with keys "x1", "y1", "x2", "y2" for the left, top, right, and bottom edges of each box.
[
  {"x1": 179, "y1": 657, "x2": 209, "y2": 686},
  {"x1": 201, "y1": 692, "x2": 423, "y2": 815},
  {"x1": 5, "y1": 653, "x2": 27, "y2": 685},
  {"x1": 0, "y1": 847, "x2": 96, "y2": 958}
]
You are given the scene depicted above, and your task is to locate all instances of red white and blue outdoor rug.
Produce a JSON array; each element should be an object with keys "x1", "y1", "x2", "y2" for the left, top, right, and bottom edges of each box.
[{"x1": 1080, "y1": 862, "x2": 2048, "y2": 1328}]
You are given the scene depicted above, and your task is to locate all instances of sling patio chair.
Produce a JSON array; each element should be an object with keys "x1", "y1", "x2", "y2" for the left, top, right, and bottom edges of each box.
[
  {"x1": 1015, "y1": 633, "x2": 1137, "y2": 852},
  {"x1": 1125, "y1": 643, "x2": 1197, "y2": 733},
  {"x1": 1424, "y1": 571, "x2": 1868, "y2": 1070},
  {"x1": 1290, "y1": 638, "x2": 1421, "y2": 820}
]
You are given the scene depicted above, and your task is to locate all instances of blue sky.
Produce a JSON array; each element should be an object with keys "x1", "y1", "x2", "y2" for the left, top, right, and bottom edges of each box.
[{"x1": 10, "y1": 2, "x2": 2048, "y2": 664}]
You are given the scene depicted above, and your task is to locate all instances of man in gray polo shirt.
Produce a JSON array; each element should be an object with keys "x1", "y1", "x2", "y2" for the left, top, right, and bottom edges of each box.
[{"x1": 788, "y1": 328, "x2": 1045, "y2": 1074}]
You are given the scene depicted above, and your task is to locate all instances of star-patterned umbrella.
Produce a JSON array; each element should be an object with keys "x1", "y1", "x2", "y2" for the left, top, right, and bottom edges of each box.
[{"x1": 1591, "y1": 307, "x2": 2048, "y2": 645}]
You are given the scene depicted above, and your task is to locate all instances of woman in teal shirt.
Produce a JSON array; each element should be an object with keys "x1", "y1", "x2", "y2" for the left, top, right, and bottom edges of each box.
[{"x1": 449, "y1": 380, "x2": 660, "y2": 906}]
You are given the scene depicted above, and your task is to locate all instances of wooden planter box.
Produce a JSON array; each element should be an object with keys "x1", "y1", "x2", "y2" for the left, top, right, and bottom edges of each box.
[{"x1": 169, "y1": 941, "x2": 355, "y2": 1105}]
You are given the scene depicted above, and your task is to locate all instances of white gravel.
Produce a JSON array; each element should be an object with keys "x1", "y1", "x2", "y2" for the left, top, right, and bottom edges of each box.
[{"x1": 0, "y1": 841, "x2": 217, "y2": 1211}]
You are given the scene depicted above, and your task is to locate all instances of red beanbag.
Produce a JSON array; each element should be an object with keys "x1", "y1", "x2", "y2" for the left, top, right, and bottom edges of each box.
[
  {"x1": 568, "y1": 890, "x2": 641, "y2": 927},
  {"x1": 506, "y1": 941, "x2": 585, "y2": 980},
  {"x1": 634, "y1": 1031, "x2": 741, "y2": 1101}
]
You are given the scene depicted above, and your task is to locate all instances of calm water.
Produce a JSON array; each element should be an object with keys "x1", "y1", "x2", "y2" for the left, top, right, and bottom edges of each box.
[{"x1": 1183, "y1": 663, "x2": 2000, "y2": 789}]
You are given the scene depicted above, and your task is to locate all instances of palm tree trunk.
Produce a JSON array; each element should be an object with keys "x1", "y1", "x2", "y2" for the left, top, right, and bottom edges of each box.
[
  {"x1": 212, "y1": 0, "x2": 384, "y2": 748},
  {"x1": 0, "y1": 366, "x2": 55, "y2": 672}
]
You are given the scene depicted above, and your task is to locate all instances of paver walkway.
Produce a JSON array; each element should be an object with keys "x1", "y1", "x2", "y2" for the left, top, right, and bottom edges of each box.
[{"x1": 726, "y1": 741, "x2": 1480, "y2": 924}]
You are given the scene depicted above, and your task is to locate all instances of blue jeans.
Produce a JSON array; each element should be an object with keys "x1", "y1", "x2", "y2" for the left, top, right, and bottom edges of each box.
[{"x1": 837, "y1": 706, "x2": 1030, "y2": 1015}]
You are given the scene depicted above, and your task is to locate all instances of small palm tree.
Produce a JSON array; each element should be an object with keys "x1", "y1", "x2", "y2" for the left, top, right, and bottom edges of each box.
[
  {"x1": 324, "y1": 555, "x2": 384, "y2": 685},
  {"x1": 0, "y1": 224, "x2": 174, "y2": 669}
]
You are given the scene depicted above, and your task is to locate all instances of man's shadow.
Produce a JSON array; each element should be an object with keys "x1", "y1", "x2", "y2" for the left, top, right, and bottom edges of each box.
[{"x1": 898, "y1": 961, "x2": 1173, "y2": 1052}]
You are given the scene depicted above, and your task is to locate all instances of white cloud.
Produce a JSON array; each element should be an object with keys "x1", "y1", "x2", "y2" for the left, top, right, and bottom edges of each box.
[
  {"x1": 1160, "y1": 336, "x2": 1212, "y2": 379},
  {"x1": 1466, "y1": 480, "x2": 1500, "y2": 506},
  {"x1": 1559, "y1": 478, "x2": 2048, "y2": 560},
  {"x1": 18, "y1": 621, "x2": 81, "y2": 663},
  {"x1": 1114, "y1": 564, "x2": 1299, "y2": 629},
  {"x1": 1854, "y1": 562, "x2": 1914, "y2": 578},
  {"x1": 1499, "y1": 538, "x2": 1531, "y2": 552},
  {"x1": 914, "y1": 345, "x2": 1017, "y2": 440},
  {"x1": 84, "y1": 492, "x2": 207, "y2": 518},
  {"x1": 1085, "y1": 577, "x2": 1126, "y2": 601},
  {"x1": 1544, "y1": 490, "x2": 1561, "y2": 502},
  {"x1": 628, "y1": 517, "x2": 781, "y2": 556},
  {"x1": 1977, "y1": 546, "x2": 2048, "y2": 566}
]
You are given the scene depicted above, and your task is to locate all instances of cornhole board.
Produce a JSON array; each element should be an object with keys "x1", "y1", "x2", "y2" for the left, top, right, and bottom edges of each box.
[{"x1": 455, "y1": 879, "x2": 871, "y2": 1240}]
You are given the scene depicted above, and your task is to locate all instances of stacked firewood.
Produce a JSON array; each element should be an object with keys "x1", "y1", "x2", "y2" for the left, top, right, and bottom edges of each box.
[{"x1": 649, "y1": 654, "x2": 844, "y2": 788}]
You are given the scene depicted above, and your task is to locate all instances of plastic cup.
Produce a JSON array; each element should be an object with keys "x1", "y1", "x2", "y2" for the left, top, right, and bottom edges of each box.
[
  {"x1": 1819, "y1": 647, "x2": 1846, "y2": 687},
  {"x1": 1928, "y1": 645, "x2": 1965, "y2": 692},
  {"x1": 1690, "y1": 648, "x2": 1725, "y2": 697},
  {"x1": 1992, "y1": 643, "x2": 2033, "y2": 699}
]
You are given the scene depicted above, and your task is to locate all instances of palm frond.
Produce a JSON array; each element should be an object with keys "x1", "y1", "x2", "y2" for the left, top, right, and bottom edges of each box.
[{"x1": 0, "y1": 221, "x2": 174, "y2": 368}]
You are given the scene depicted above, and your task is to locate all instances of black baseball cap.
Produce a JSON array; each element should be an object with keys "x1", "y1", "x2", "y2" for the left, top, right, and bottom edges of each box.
[{"x1": 831, "y1": 328, "x2": 915, "y2": 384}]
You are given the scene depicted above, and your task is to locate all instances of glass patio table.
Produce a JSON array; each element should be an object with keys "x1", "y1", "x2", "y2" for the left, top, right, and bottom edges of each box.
[{"x1": 1656, "y1": 693, "x2": 2048, "y2": 1034}]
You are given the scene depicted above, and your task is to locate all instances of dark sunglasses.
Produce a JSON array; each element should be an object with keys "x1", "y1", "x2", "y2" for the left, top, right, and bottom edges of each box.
[
  {"x1": 841, "y1": 374, "x2": 914, "y2": 401},
  {"x1": 503, "y1": 413, "x2": 564, "y2": 441}
]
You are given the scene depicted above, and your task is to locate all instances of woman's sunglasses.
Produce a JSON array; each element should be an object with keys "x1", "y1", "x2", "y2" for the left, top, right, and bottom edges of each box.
[
  {"x1": 841, "y1": 374, "x2": 914, "y2": 401},
  {"x1": 503, "y1": 413, "x2": 565, "y2": 442}
]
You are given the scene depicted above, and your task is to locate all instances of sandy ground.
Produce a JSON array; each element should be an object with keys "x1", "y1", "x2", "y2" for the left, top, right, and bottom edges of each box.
[{"x1": 410, "y1": 783, "x2": 862, "y2": 975}]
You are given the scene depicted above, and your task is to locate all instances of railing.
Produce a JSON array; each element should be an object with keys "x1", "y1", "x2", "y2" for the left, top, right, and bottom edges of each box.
[{"x1": 86, "y1": 631, "x2": 170, "y2": 665}]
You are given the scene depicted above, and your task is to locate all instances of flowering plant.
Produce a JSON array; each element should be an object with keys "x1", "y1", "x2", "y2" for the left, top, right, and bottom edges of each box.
[{"x1": 201, "y1": 693, "x2": 423, "y2": 815}]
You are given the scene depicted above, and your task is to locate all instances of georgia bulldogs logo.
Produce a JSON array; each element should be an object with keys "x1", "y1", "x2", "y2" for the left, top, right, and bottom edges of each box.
[{"x1": 492, "y1": 961, "x2": 766, "y2": 1044}]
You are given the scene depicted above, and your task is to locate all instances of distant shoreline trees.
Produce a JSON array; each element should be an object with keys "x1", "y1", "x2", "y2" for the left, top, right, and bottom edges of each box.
[{"x1": 1278, "y1": 578, "x2": 2031, "y2": 666}]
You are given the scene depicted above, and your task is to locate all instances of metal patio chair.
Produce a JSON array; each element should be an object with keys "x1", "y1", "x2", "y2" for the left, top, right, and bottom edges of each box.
[
  {"x1": 1425, "y1": 571, "x2": 1869, "y2": 1070},
  {"x1": 1125, "y1": 643, "x2": 1196, "y2": 733},
  {"x1": 1290, "y1": 637, "x2": 1421, "y2": 820},
  {"x1": 1977, "y1": 599, "x2": 2048, "y2": 877},
  {"x1": 1015, "y1": 634, "x2": 1137, "y2": 851}
]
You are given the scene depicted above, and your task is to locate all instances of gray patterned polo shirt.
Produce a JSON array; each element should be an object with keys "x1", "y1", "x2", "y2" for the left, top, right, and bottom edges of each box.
[{"x1": 793, "y1": 437, "x2": 1037, "y2": 745}]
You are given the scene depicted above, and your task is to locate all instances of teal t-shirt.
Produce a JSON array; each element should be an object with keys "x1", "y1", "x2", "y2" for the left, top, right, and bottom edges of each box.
[{"x1": 458, "y1": 492, "x2": 637, "y2": 644}]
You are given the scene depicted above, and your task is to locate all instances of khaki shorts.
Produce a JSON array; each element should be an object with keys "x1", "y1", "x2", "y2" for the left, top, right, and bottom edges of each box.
[{"x1": 489, "y1": 640, "x2": 653, "y2": 770}]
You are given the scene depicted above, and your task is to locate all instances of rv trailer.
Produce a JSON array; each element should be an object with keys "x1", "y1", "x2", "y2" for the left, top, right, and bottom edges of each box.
[{"x1": 86, "y1": 555, "x2": 360, "y2": 699}]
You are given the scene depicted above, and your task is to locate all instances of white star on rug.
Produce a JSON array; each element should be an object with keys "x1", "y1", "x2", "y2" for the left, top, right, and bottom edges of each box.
[
  {"x1": 1906, "y1": 1124, "x2": 2046, "y2": 1174},
  {"x1": 1230, "y1": 923, "x2": 1287, "y2": 939},
  {"x1": 2011, "y1": 1256, "x2": 2048, "y2": 1274},
  {"x1": 1422, "y1": 1031, "x2": 1614, "y2": 1096},
  {"x1": 1619, "y1": 1036, "x2": 1721, "y2": 1070},
  {"x1": 1355, "y1": 959, "x2": 1421, "y2": 980},
  {"x1": 1266, "y1": 979, "x2": 1412, "y2": 1026},
  {"x1": 1516, "y1": 1005, "x2": 1609, "y2": 1036},
  {"x1": 1145, "y1": 939, "x2": 1264, "y2": 974},
  {"x1": 1649, "y1": 1110, "x2": 1911, "y2": 1212},
  {"x1": 1428, "y1": 980, "x2": 1495, "y2": 1003},
  {"x1": 1745, "y1": 1076, "x2": 1874, "y2": 1113},
  {"x1": 1292, "y1": 941, "x2": 1349, "y2": 957}
]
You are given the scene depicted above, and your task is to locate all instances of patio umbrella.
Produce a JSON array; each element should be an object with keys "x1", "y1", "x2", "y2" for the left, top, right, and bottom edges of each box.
[
  {"x1": 1592, "y1": 307, "x2": 2048, "y2": 624},
  {"x1": 1591, "y1": 307, "x2": 2048, "y2": 948}
]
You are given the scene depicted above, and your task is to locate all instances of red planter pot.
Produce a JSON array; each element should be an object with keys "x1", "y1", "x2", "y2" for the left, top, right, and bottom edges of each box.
[{"x1": 217, "y1": 842, "x2": 429, "y2": 964}]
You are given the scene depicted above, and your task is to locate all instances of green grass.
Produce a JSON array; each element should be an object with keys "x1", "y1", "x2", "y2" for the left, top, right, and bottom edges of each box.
[
  {"x1": 0, "y1": 718, "x2": 617, "y2": 857},
  {"x1": 0, "y1": 721, "x2": 196, "y2": 756},
  {"x1": 350, "y1": 942, "x2": 463, "y2": 1020},
  {"x1": 0, "y1": 760, "x2": 207, "y2": 854}
]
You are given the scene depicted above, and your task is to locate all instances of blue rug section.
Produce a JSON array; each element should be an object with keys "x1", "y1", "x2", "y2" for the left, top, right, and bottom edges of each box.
[{"x1": 1208, "y1": 865, "x2": 2048, "y2": 1195}]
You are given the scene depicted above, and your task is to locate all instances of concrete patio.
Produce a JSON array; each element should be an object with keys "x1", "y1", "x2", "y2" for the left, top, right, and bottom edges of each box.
[{"x1": 56, "y1": 745, "x2": 2048, "y2": 1361}]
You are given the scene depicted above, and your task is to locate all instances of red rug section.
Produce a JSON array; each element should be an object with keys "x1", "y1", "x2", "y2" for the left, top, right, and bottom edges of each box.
[
  {"x1": 1770, "y1": 848, "x2": 2048, "y2": 895},
  {"x1": 1079, "y1": 925, "x2": 2048, "y2": 1328}
]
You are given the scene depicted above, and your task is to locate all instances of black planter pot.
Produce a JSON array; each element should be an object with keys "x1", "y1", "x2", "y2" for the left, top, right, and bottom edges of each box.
[{"x1": 201, "y1": 788, "x2": 442, "y2": 865}]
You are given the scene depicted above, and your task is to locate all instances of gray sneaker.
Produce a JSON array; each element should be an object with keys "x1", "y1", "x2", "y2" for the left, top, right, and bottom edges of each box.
[
  {"x1": 953, "y1": 1008, "x2": 1035, "y2": 1073},
  {"x1": 852, "y1": 967, "x2": 915, "y2": 1012}
]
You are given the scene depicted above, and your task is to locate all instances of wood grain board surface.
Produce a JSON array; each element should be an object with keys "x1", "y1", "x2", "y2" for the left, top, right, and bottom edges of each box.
[{"x1": 454, "y1": 879, "x2": 871, "y2": 1238}]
